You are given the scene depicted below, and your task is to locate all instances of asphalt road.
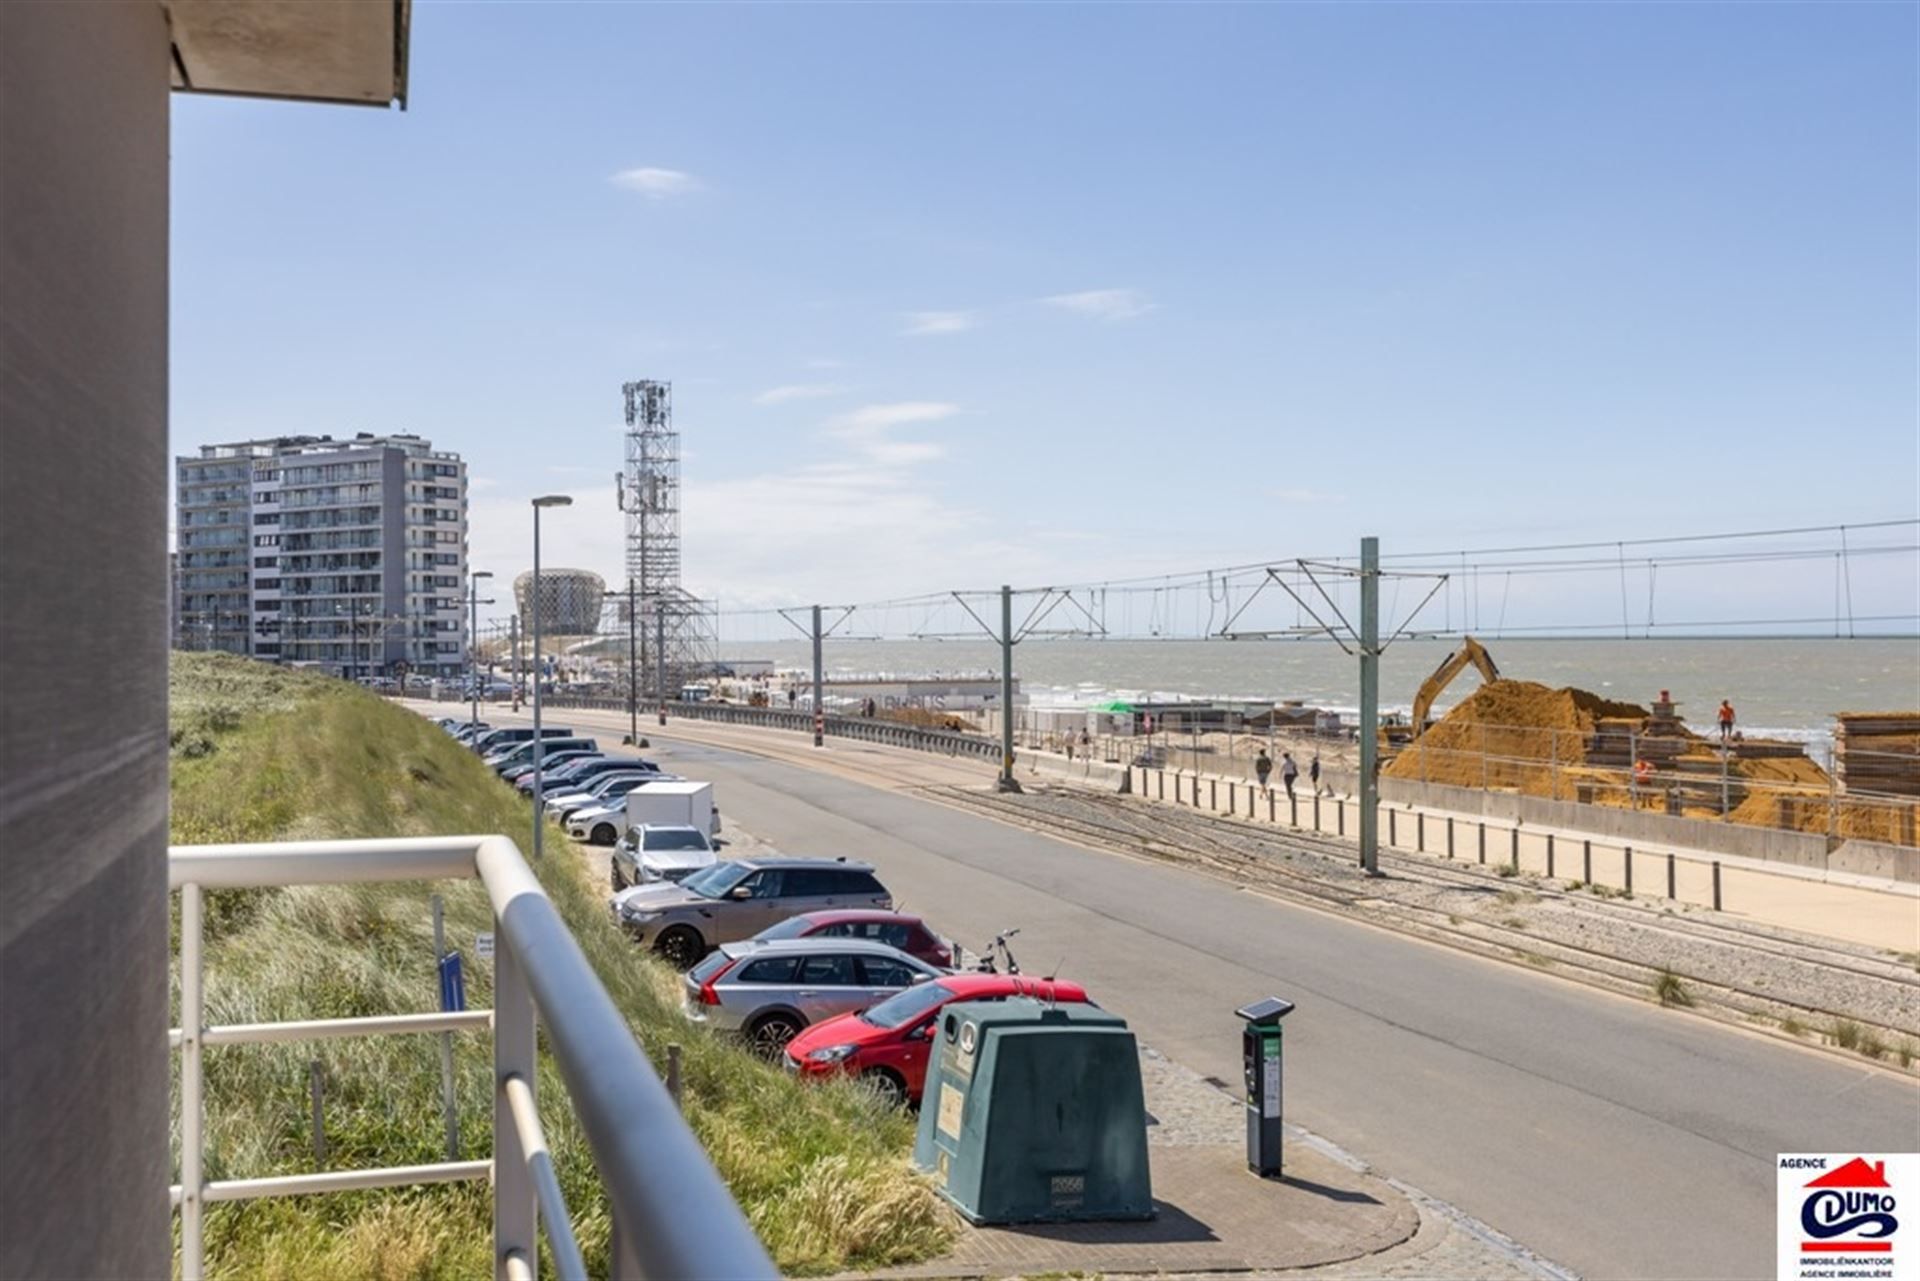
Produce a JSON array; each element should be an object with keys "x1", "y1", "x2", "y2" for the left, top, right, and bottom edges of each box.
[{"x1": 479, "y1": 711, "x2": 1919, "y2": 1279}]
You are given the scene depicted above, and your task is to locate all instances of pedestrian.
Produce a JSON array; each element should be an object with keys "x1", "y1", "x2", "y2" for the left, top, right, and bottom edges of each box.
[
  {"x1": 1309, "y1": 753, "x2": 1322, "y2": 795},
  {"x1": 1281, "y1": 751, "x2": 1299, "y2": 801},
  {"x1": 787, "y1": 686, "x2": 796, "y2": 709},
  {"x1": 1717, "y1": 699, "x2": 1735, "y2": 743},
  {"x1": 1255, "y1": 748, "x2": 1273, "y2": 790},
  {"x1": 1080, "y1": 728, "x2": 1092, "y2": 757}
]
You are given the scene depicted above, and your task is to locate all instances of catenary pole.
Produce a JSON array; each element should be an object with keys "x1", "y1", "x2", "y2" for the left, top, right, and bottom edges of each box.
[
  {"x1": 469, "y1": 571, "x2": 492, "y2": 729},
  {"x1": 998, "y1": 584, "x2": 1021, "y2": 793},
  {"x1": 811, "y1": 604, "x2": 824, "y2": 747},
  {"x1": 656, "y1": 602, "x2": 667, "y2": 726},
  {"x1": 1359, "y1": 535, "x2": 1381, "y2": 875}
]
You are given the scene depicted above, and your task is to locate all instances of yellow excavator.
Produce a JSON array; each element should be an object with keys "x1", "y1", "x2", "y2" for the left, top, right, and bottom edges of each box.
[{"x1": 1383, "y1": 636, "x2": 1500, "y2": 748}]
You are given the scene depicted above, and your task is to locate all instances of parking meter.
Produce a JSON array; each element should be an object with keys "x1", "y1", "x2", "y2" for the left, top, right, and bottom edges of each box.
[{"x1": 1234, "y1": 997, "x2": 1295, "y2": 1177}]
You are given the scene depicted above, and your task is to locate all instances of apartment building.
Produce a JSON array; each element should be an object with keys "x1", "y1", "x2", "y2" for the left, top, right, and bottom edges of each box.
[{"x1": 175, "y1": 433, "x2": 468, "y2": 679}]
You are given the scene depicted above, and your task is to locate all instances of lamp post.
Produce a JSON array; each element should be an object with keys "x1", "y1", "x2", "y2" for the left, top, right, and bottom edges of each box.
[
  {"x1": 529, "y1": 495, "x2": 573, "y2": 859},
  {"x1": 468, "y1": 570, "x2": 493, "y2": 728}
]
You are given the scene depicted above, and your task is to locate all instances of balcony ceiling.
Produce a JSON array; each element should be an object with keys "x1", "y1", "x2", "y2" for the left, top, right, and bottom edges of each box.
[{"x1": 167, "y1": 0, "x2": 409, "y2": 108}]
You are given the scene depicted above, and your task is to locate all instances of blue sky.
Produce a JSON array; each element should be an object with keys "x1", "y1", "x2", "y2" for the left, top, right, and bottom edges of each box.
[{"x1": 171, "y1": 2, "x2": 1917, "y2": 622}]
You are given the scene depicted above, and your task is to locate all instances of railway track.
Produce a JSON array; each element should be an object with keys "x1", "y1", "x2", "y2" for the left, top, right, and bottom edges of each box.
[
  {"x1": 1118, "y1": 791, "x2": 1917, "y2": 990},
  {"x1": 924, "y1": 784, "x2": 1919, "y2": 1060}
]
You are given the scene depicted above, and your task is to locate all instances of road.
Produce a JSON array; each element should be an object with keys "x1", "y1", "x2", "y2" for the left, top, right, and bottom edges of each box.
[{"x1": 468, "y1": 706, "x2": 1919, "y2": 1279}]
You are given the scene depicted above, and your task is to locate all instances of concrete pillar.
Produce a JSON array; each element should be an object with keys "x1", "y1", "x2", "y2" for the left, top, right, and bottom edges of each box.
[{"x1": 1, "y1": 3, "x2": 173, "y2": 1277}]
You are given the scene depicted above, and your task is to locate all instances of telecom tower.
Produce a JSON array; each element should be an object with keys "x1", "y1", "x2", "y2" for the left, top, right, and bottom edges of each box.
[
  {"x1": 622, "y1": 380, "x2": 680, "y2": 594},
  {"x1": 617, "y1": 380, "x2": 714, "y2": 693}
]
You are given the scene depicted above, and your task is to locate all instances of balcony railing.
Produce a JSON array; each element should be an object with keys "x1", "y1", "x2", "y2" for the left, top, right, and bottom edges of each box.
[{"x1": 169, "y1": 836, "x2": 776, "y2": 1281}]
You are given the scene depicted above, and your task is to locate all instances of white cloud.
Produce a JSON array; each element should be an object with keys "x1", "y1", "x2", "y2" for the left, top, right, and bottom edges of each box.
[
  {"x1": 753, "y1": 383, "x2": 843, "y2": 406},
  {"x1": 901, "y1": 310, "x2": 979, "y2": 336},
  {"x1": 1041, "y1": 288, "x2": 1156, "y2": 321},
  {"x1": 608, "y1": 167, "x2": 702, "y2": 199},
  {"x1": 825, "y1": 401, "x2": 958, "y2": 467},
  {"x1": 679, "y1": 401, "x2": 1023, "y2": 604}
]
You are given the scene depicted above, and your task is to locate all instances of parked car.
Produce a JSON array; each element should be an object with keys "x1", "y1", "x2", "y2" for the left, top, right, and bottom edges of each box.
[
  {"x1": 499, "y1": 749, "x2": 599, "y2": 782},
  {"x1": 610, "y1": 824, "x2": 718, "y2": 889},
  {"x1": 610, "y1": 857, "x2": 892, "y2": 968},
  {"x1": 510, "y1": 753, "x2": 607, "y2": 791},
  {"x1": 750, "y1": 911, "x2": 953, "y2": 969},
  {"x1": 452, "y1": 722, "x2": 493, "y2": 746},
  {"x1": 544, "y1": 771, "x2": 668, "y2": 823},
  {"x1": 519, "y1": 755, "x2": 657, "y2": 795},
  {"x1": 486, "y1": 737, "x2": 596, "y2": 775},
  {"x1": 683, "y1": 938, "x2": 940, "y2": 1055},
  {"x1": 471, "y1": 726, "x2": 573, "y2": 757},
  {"x1": 784, "y1": 973, "x2": 1091, "y2": 1105}
]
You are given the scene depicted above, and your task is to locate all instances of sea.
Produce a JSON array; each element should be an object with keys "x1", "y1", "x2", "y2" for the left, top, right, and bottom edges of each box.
[{"x1": 714, "y1": 637, "x2": 1920, "y2": 759}]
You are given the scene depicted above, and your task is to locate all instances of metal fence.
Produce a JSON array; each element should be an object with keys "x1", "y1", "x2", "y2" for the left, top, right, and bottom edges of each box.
[
  {"x1": 1018, "y1": 720, "x2": 1918, "y2": 849},
  {"x1": 169, "y1": 835, "x2": 776, "y2": 1281},
  {"x1": 529, "y1": 693, "x2": 1005, "y2": 762}
]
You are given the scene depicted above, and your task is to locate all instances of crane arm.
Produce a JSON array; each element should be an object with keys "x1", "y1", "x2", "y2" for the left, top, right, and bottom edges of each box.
[{"x1": 1409, "y1": 636, "x2": 1501, "y2": 731}]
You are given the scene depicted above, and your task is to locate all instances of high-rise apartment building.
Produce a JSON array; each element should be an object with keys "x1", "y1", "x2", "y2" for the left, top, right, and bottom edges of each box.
[{"x1": 175, "y1": 433, "x2": 468, "y2": 679}]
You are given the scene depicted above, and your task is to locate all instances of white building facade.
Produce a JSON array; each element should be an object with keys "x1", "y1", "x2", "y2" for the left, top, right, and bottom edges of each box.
[{"x1": 176, "y1": 433, "x2": 468, "y2": 679}]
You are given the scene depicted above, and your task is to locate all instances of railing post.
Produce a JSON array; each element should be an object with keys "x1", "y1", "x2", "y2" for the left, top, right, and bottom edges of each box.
[
  {"x1": 494, "y1": 928, "x2": 537, "y2": 1281},
  {"x1": 181, "y1": 883, "x2": 206, "y2": 1281}
]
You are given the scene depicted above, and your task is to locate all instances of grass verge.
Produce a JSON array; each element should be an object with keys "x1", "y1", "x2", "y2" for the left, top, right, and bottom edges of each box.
[{"x1": 169, "y1": 654, "x2": 954, "y2": 1278}]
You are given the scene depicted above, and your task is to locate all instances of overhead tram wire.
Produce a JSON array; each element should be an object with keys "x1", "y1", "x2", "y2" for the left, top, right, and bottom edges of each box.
[{"x1": 704, "y1": 519, "x2": 1916, "y2": 645}]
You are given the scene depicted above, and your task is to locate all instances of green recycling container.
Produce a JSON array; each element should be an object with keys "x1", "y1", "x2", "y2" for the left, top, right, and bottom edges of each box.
[{"x1": 913, "y1": 997, "x2": 1153, "y2": 1224}]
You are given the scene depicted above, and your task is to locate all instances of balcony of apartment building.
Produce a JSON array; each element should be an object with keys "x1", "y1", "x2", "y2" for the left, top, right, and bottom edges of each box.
[
  {"x1": 280, "y1": 507, "x2": 385, "y2": 532},
  {"x1": 6, "y1": 5, "x2": 775, "y2": 1278}
]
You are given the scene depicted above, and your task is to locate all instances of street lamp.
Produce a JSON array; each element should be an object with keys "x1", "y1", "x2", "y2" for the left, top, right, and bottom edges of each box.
[
  {"x1": 469, "y1": 570, "x2": 493, "y2": 729},
  {"x1": 529, "y1": 495, "x2": 572, "y2": 860}
]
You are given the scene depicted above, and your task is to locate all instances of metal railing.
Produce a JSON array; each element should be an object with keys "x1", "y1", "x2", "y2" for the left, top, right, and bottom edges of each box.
[
  {"x1": 169, "y1": 835, "x2": 777, "y2": 1281},
  {"x1": 529, "y1": 693, "x2": 1005, "y2": 762}
]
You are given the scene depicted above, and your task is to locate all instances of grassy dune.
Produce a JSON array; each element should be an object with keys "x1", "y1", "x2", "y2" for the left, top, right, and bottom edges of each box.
[{"x1": 169, "y1": 653, "x2": 953, "y2": 1278}]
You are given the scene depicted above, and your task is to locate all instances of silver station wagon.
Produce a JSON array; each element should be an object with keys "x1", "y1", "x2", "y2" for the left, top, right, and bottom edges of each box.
[{"x1": 682, "y1": 937, "x2": 939, "y2": 1055}]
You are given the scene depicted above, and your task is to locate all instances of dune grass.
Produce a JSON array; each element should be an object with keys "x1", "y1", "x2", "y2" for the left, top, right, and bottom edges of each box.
[{"x1": 168, "y1": 653, "x2": 954, "y2": 1278}]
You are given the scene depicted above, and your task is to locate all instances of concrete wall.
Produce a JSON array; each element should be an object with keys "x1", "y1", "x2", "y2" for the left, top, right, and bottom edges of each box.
[{"x1": 0, "y1": 3, "x2": 172, "y2": 1276}]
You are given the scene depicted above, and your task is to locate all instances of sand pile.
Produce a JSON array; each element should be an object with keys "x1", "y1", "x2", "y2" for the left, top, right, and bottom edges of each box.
[{"x1": 1385, "y1": 680, "x2": 1647, "y2": 798}]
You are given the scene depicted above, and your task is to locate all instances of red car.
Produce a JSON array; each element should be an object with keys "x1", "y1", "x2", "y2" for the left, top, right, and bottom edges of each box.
[
  {"x1": 783, "y1": 973, "x2": 1090, "y2": 1105},
  {"x1": 751, "y1": 910, "x2": 953, "y2": 969}
]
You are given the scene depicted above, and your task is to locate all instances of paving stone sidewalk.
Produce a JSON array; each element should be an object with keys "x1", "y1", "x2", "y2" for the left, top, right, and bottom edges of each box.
[{"x1": 835, "y1": 1048, "x2": 1568, "y2": 1281}]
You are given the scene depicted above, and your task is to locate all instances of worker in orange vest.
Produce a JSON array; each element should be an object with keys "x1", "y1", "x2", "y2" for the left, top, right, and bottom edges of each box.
[
  {"x1": 1717, "y1": 699, "x2": 1736, "y2": 742},
  {"x1": 1633, "y1": 757, "x2": 1655, "y2": 789}
]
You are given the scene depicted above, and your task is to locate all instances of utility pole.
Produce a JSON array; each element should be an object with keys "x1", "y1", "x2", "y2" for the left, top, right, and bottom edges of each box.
[
  {"x1": 811, "y1": 604, "x2": 824, "y2": 747},
  {"x1": 509, "y1": 614, "x2": 520, "y2": 711},
  {"x1": 655, "y1": 603, "x2": 667, "y2": 727},
  {"x1": 627, "y1": 579, "x2": 638, "y2": 744},
  {"x1": 997, "y1": 584, "x2": 1020, "y2": 793},
  {"x1": 1358, "y1": 536, "x2": 1381, "y2": 875}
]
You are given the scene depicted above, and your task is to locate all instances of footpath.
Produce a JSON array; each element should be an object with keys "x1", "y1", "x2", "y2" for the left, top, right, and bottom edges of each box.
[{"x1": 408, "y1": 700, "x2": 1571, "y2": 1280}]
